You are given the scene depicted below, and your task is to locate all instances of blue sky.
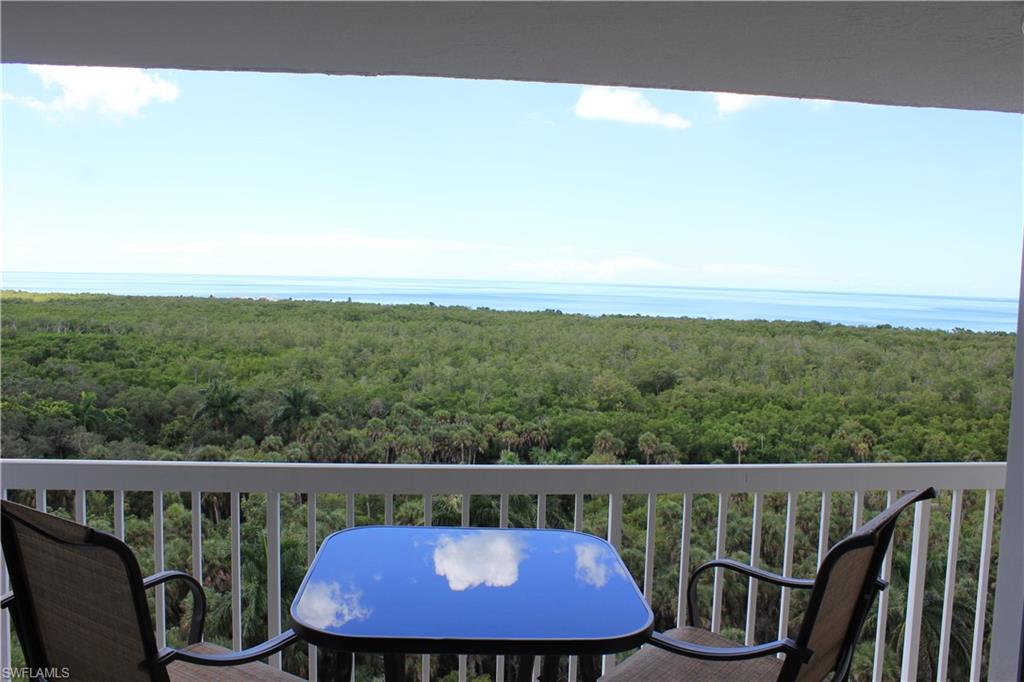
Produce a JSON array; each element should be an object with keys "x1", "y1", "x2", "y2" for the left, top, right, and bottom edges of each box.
[{"x1": 2, "y1": 64, "x2": 1022, "y2": 298}]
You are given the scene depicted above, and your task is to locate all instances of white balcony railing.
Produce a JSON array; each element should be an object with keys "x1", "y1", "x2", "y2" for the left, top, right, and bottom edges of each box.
[{"x1": 0, "y1": 460, "x2": 1006, "y2": 681}]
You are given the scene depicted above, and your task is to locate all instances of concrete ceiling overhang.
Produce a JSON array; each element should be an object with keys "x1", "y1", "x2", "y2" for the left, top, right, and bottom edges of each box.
[{"x1": 1, "y1": 1, "x2": 1022, "y2": 113}]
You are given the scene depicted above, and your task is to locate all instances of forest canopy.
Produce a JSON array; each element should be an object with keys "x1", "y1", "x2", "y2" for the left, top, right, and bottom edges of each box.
[{"x1": 0, "y1": 292, "x2": 1014, "y2": 467}]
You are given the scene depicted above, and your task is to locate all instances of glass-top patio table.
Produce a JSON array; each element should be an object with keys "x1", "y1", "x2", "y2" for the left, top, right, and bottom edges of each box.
[{"x1": 290, "y1": 526, "x2": 654, "y2": 682}]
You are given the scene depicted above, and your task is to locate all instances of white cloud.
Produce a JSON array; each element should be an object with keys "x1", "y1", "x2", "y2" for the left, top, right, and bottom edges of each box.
[
  {"x1": 294, "y1": 580, "x2": 371, "y2": 629},
  {"x1": 575, "y1": 86, "x2": 691, "y2": 130},
  {"x1": 713, "y1": 91, "x2": 838, "y2": 115},
  {"x1": 433, "y1": 532, "x2": 524, "y2": 591},
  {"x1": 6, "y1": 65, "x2": 179, "y2": 116},
  {"x1": 713, "y1": 92, "x2": 763, "y2": 114},
  {"x1": 806, "y1": 98, "x2": 836, "y2": 111},
  {"x1": 574, "y1": 543, "x2": 627, "y2": 588}
]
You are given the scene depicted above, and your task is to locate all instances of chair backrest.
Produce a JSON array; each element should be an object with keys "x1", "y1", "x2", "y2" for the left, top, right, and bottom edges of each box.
[
  {"x1": 781, "y1": 487, "x2": 936, "y2": 682},
  {"x1": 1, "y1": 500, "x2": 167, "y2": 682}
]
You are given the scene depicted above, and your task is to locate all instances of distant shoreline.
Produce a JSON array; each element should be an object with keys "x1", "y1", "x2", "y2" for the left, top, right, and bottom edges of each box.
[{"x1": 1, "y1": 272, "x2": 1018, "y2": 333}]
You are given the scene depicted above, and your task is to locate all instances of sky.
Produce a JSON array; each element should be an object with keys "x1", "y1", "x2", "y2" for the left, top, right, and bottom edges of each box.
[{"x1": 2, "y1": 64, "x2": 1022, "y2": 298}]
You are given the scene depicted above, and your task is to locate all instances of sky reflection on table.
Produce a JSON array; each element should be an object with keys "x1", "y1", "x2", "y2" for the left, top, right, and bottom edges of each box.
[{"x1": 291, "y1": 527, "x2": 652, "y2": 644}]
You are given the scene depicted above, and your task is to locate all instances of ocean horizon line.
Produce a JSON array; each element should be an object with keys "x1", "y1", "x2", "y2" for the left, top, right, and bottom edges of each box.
[{"x1": 2, "y1": 270, "x2": 1017, "y2": 304}]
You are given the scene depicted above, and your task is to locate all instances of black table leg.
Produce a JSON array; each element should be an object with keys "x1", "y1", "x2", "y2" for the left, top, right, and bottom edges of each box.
[
  {"x1": 579, "y1": 654, "x2": 600, "y2": 682},
  {"x1": 384, "y1": 653, "x2": 405, "y2": 682},
  {"x1": 514, "y1": 655, "x2": 535, "y2": 682},
  {"x1": 319, "y1": 650, "x2": 353, "y2": 680},
  {"x1": 539, "y1": 655, "x2": 559, "y2": 682}
]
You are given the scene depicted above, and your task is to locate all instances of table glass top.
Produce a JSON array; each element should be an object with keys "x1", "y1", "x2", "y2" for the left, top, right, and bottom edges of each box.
[{"x1": 291, "y1": 526, "x2": 652, "y2": 646}]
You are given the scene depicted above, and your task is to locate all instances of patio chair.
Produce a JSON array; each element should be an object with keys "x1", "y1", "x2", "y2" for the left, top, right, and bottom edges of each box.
[
  {"x1": 0, "y1": 500, "x2": 301, "y2": 681},
  {"x1": 600, "y1": 487, "x2": 936, "y2": 682}
]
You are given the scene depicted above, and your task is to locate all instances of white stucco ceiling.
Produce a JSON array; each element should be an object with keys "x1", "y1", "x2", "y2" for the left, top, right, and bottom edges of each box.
[{"x1": 2, "y1": 1, "x2": 1022, "y2": 113}]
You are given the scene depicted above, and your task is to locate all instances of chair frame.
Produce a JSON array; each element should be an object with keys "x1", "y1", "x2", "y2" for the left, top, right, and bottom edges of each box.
[
  {"x1": 646, "y1": 487, "x2": 936, "y2": 682},
  {"x1": 1, "y1": 500, "x2": 299, "y2": 679}
]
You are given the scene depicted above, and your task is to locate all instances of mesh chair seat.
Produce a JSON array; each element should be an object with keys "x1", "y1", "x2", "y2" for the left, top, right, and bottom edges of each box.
[
  {"x1": 167, "y1": 642, "x2": 303, "y2": 681},
  {"x1": 600, "y1": 627, "x2": 783, "y2": 681}
]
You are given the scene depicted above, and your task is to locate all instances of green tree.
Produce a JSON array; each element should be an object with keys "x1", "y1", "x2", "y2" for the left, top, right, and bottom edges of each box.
[
  {"x1": 452, "y1": 427, "x2": 482, "y2": 464},
  {"x1": 638, "y1": 432, "x2": 659, "y2": 464},
  {"x1": 593, "y1": 429, "x2": 624, "y2": 460},
  {"x1": 271, "y1": 386, "x2": 325, "y2": 439},
  {"x1": 194, "y1": 380, "x2": 246, "y2": 437},
  {"x1": 72, "y1": 392, "x2": 105, "y2": 431},
  {"x1": 731, "y1": 436, "x2": 749, "y2": 464}
]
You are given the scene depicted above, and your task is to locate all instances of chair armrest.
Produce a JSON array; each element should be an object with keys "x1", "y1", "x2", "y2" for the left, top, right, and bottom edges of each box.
[
  {"x1": 143, "y1": 570, "x2": 206, "y2": 644},
  {"x1": 0, "y1": 592, "x2": 13, "y2": 610},
  {"x1": 648, "y1": 630, "x2": 813, "y2": 663},
  {"x1": 687, "y1": 559, "x2": 814, "y2": 627},
  {"x1": 155, "y1": 629, "x2": 299, "y2": 667}
]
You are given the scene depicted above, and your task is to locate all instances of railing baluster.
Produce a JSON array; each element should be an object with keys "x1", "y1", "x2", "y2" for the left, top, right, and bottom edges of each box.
[
  {"x1": 231, "y1": 491, "x2": 242, "y2": 651},
  {"x1": 777, "y1": 492, "x2": 797, "y2": 644},
  {"x1": 35, "y1": 487, "x2": 46, "y2": 512},
  {"x1": 385, "y1": 493, "x2": 394, "y2": 525},
  {"x1": 569, "y1": 493, "x2": 584, "y2": 682},
  {"x1": 969, "y1": 489, "x2": 997, "y2": 682},
  {"x1": 852, "y1": 489, "x2": 864, "y2": 530},
  {"x1": 154, "y1": 490, "x2": 166, "y2": 648},
  {"x1": 75, "y1": 487, "x2": 86, "y2": 523},
  {"x1": 643, "y1": 493, "x2": 657, "y2": 604},
  {"x1": 113, "y1": 490, "x2": 124, "y2": 540},
  {"x1": 817, "y1": 490, "x2": 831, "y2": 568},
  {"x1": 308, "y1": 492, "x2": 318, "y2": 682},
  {"x1": 422, "y1": 494, "x2": 432, "y2": 682},
  {"x1": 676, "y1": 492, "x2": 692, "y2": 629},
  {"x1": 344, "y1": 498, "x2": 355, "y2": 682},
  {"x1": 530, "y1": 494, "x2": 547, "y2": 682},
  {"x1": 267, "y1": 492, "x2": 282, "y2": 670},
  {"x1": 191, "y1": 491, "x2": 203, "y2": 590},
  {"x1": 900, "y1": 490, "x2": 932, "y2": 681},
  {"x1": 872, "y1": 490, "x2": 896, "y2": 682},
  {"x1": 1, "y1": 489, "x2": 9, "y2": 671},
  {"x1": 603, "y1": 492, "x2": 623, "y2": 676},
  {"x1": 711, "y1": 493, "x2": 728, "y2": 633},
  {"x1": 745, "y1": 492, "x2": 764, "y2": 645},
  {"x1": 607, "y1": 492, "x2": 623, "y2": 550},
  {"x1": 937, "y1": 489, "x2": 963, "y2": 682},
  {"x1": 497, "y1": 493, "x2": 509, "y2": 682},
  {"x1": 460, "y1": 492, "x2": 470, "y2": 682}
]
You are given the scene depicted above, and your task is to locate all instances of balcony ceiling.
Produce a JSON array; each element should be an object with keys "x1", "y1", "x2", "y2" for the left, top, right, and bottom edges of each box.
[{"x1": 2, "y1": 1, "x2": 1022, "y2": 113}]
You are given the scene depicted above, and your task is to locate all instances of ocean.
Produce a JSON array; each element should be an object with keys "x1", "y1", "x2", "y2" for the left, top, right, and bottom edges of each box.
[{"x1": 2, "y1": 272, "x2": 1018, "y2": 333}]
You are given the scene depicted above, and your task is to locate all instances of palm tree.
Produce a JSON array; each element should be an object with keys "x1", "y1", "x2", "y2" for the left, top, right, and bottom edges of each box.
[
  {"x1": 593, "y1": 429, "x2": 624, "y2": 460},
  {"x1": 194, "y1": 379, "x2": 246, "y2": 436},
  {"x1": 451, "y1": 427, "x2": 481, "y2": 464},
  {"x1": 731, "y1": 436, "x2": 750, "y2": 464},
  {"x1": 498, "y1": 430, "x2": 519, "y2": 455},
  {"x1": 271, "y1": 386, "x2": 325, "y2": 439},
  {"x1": 73, "y1": 391, "x2": 106, "y2": 431},
  {"x1": 638, "y1": 432, "x2": 659, "y2": 464}
]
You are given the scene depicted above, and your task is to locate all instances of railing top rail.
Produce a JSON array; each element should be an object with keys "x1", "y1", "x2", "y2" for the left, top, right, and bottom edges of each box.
[{"x1": 0, "y1": 459, "x2": 1006, "y2": 494}]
